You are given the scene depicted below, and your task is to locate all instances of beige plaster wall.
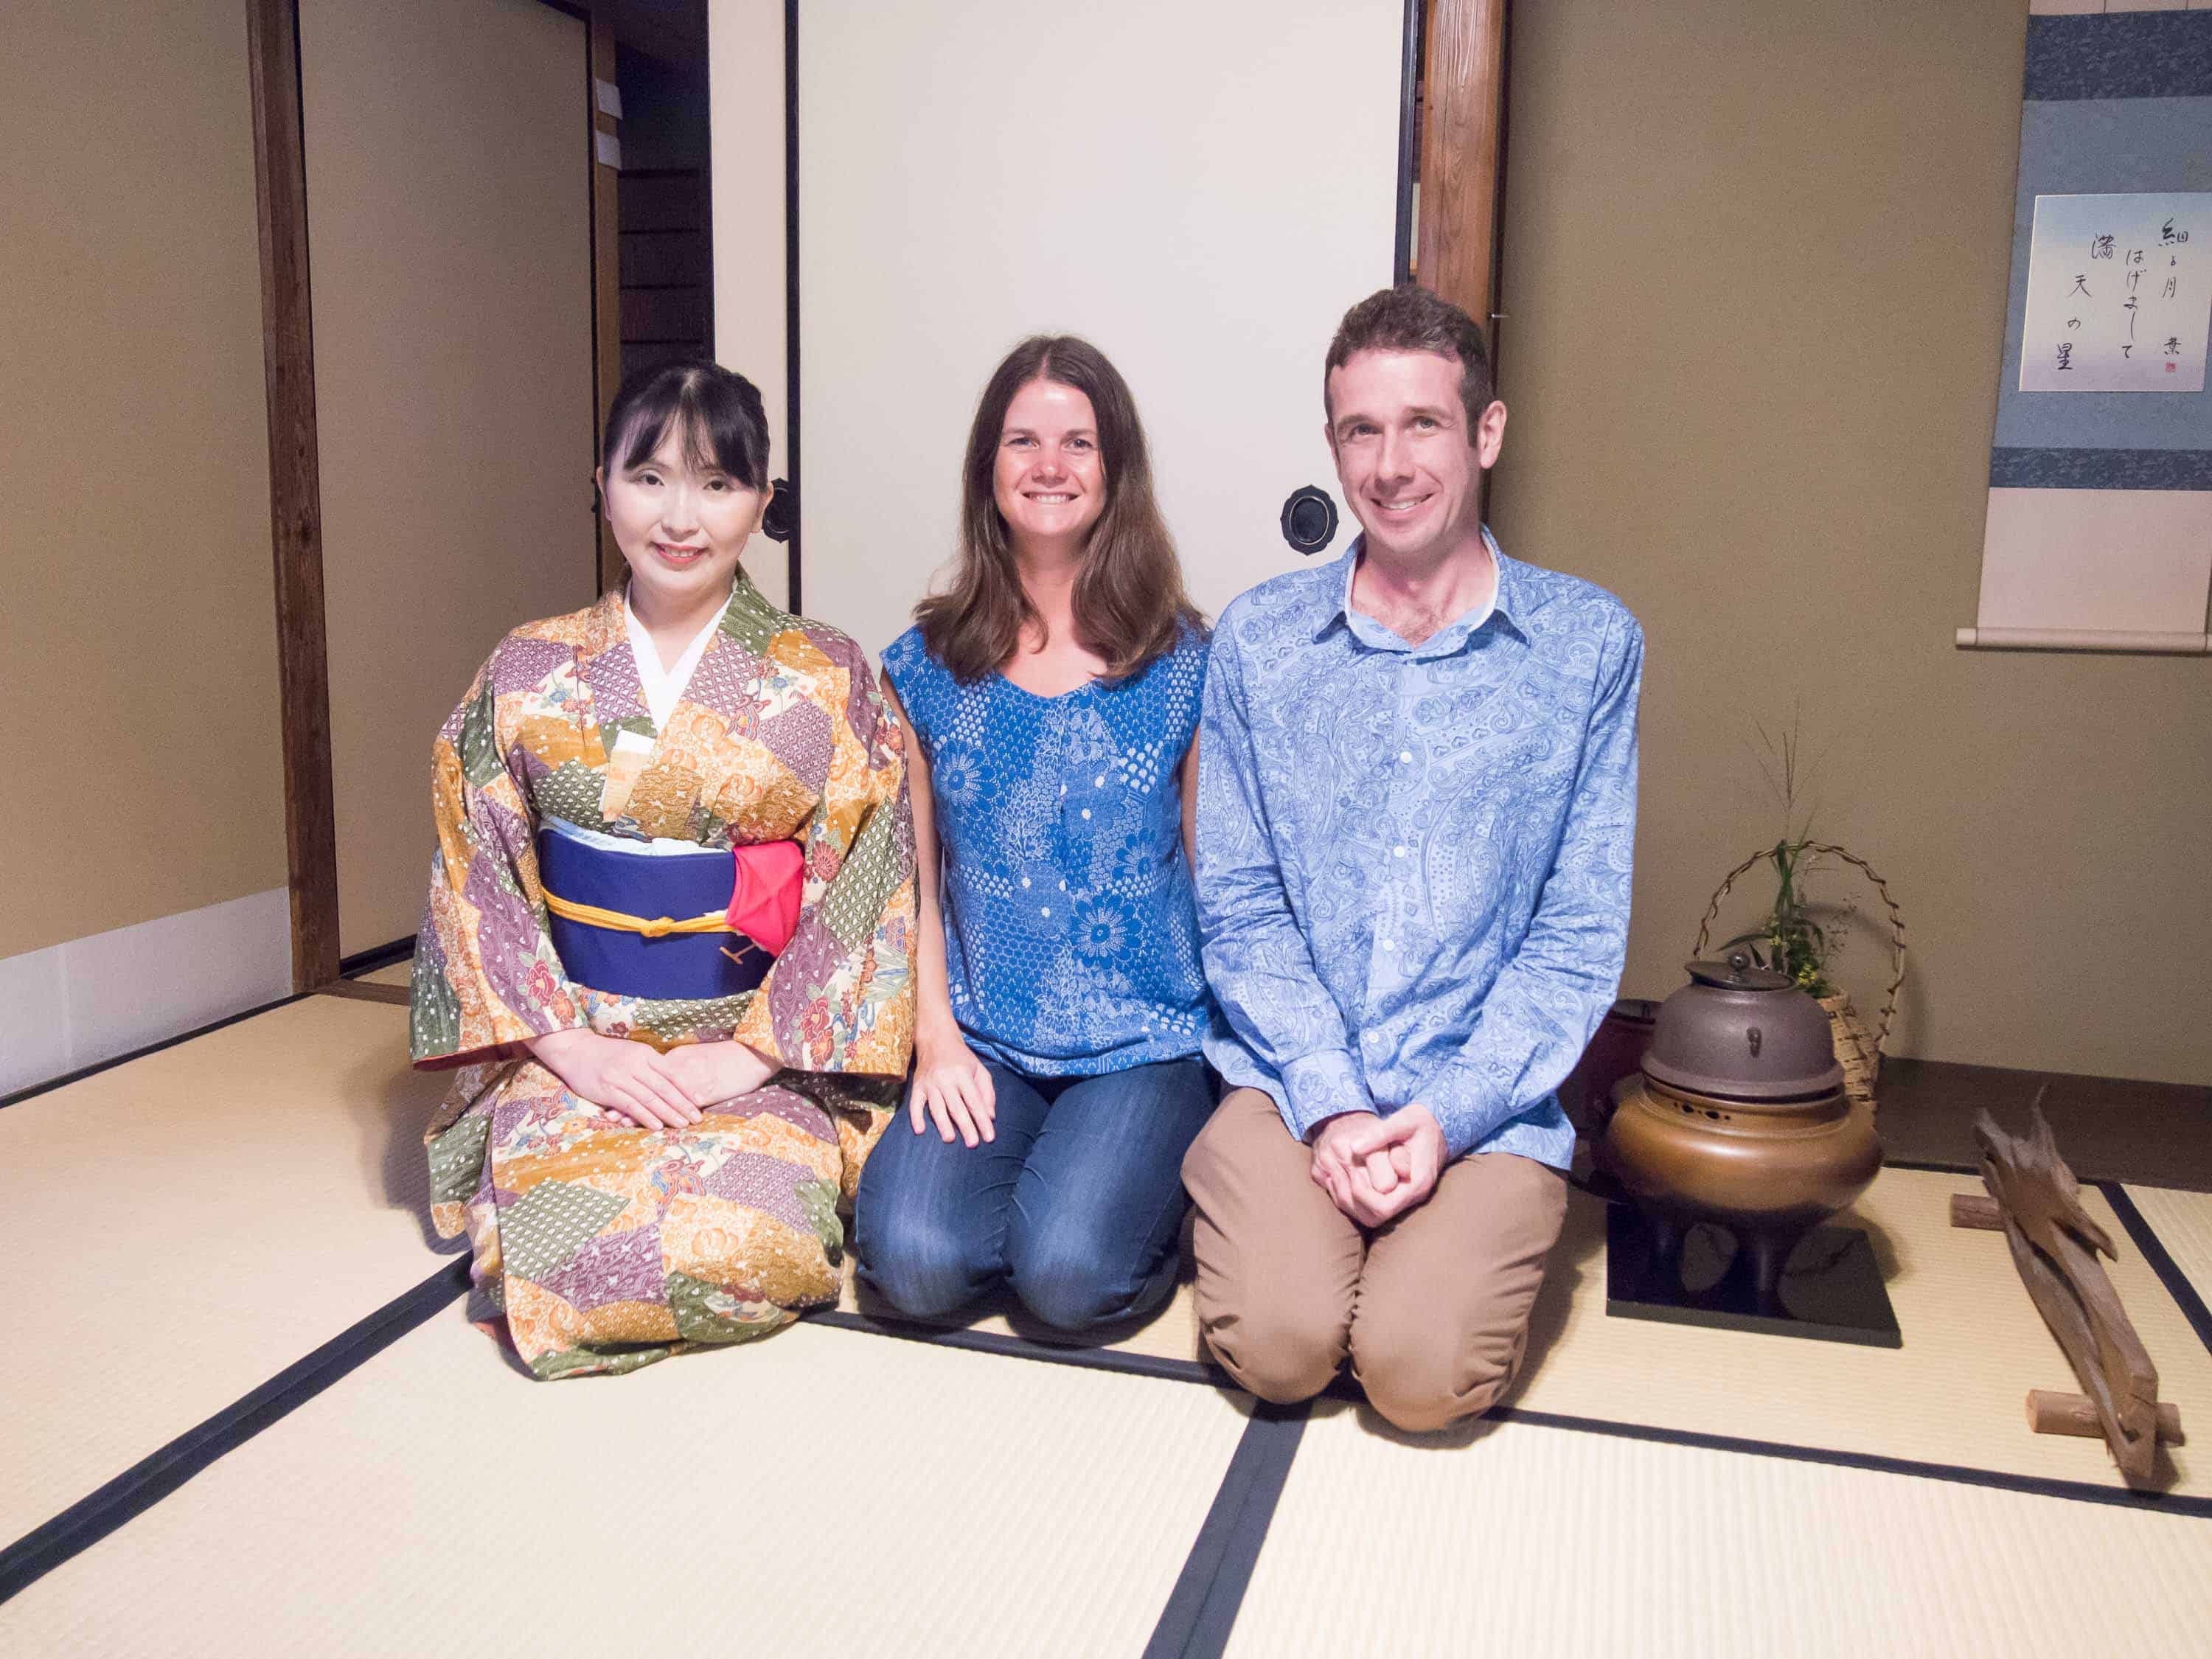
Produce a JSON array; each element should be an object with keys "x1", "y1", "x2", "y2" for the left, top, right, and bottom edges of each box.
[
  {"x1": 301, "y1": 0, "x2": 599, "y2": 955},
  {"x1": 1491, "y1": 0, "x2": 2211, "y2": 1083},
  {"x1": 0, "y1": 0, "x2": 284, "y2": 959}
]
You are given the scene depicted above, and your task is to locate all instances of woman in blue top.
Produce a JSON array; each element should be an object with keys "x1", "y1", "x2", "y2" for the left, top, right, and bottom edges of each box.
[{"x1": 855, "y1": 335, "x2": 1215, "y2": 1332}]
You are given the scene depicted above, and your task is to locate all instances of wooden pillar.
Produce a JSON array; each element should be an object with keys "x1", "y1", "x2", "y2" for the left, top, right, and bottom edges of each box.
[
  {"x1": 1416, "y1": 0, "x2": 1509, "y2": 347},
  {"x1": 590, "y1": 6, "x2": 625, "y2": 592},
  {"x1": 246, "y1": 0, "x2": 341, "y2": 992}
]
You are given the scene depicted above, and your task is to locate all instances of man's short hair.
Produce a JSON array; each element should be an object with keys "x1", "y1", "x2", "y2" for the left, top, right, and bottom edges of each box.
[{"x1": 1324, "y1": 285, "x2": 1496, "y2": 442}]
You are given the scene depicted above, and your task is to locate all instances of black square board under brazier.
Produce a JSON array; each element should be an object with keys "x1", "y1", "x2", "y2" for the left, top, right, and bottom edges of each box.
[{"x1": 1604, "y1": 1204, "x2": 1901, "y2": 1348}]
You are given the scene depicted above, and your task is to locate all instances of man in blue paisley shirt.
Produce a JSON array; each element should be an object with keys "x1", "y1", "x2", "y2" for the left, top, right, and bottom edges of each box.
[{"x1": 1187, "y1": 285, "x2": 1642, "y2": 1432}]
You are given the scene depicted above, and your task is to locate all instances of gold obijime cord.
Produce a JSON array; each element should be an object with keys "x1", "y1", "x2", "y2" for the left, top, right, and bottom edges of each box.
[{"x1": 541, "y1": 891, "x2": 763, "y2": 967}]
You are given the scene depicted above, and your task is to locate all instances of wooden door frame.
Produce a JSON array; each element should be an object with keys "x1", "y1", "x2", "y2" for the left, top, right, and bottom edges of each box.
[
  {"x1": 1415, "y1": 0, "x2": 1509, "y2": 349},
  {"x1": 247, "y1": 0, "x2": 620, "y2": 989}
]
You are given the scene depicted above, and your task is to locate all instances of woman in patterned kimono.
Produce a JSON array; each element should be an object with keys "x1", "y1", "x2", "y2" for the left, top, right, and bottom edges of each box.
[
  {"x1": 412, "y1": 360, "x2": 914, "y2": 1379},
  {"x1": 852, "y1": 335, "x2": 1217, "y2": 1333}
]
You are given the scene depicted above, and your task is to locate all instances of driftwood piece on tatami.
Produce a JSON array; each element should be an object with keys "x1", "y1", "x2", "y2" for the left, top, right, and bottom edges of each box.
[
  {"x1": 1973, "y1": 1103, "x2": 2168, "y2": 1486},
  {"x1": 2026, "y1": 1388, "x2": 2184, "y2": 1445},
  {"x1": 1949, "y1": 1192, "x2": 2003, "y2": 1231}
]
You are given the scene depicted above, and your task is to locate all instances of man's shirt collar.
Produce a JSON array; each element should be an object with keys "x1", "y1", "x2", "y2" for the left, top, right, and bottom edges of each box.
[{"x1": 1314, "y1": 528, "x2": 1522, "y2": 654}]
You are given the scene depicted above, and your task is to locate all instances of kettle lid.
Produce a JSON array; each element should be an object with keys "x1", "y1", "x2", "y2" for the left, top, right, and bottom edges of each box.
[{"x1": 1684, "y1": 950, "x2": 1792, "y2": 992}]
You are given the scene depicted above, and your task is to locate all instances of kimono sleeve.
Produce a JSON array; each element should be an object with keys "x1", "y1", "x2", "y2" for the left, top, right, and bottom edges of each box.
[
  {"x1": 732, "y1": 643, "x2": 917, "y2": 1076},
  {"x1": 408, "y1": 648, "x2": 589, "y2": 1068}
]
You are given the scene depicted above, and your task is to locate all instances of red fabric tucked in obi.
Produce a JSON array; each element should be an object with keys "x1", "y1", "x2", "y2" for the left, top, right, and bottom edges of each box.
[{"x1": 728, "y1": 840, "x2": 805, "y2": 955}]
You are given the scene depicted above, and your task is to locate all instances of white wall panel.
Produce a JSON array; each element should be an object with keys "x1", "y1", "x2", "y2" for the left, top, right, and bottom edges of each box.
[
  {"x1": 792, "y1": 0, "x2": 1405, "y2": 654},
  {"x1": 0, "y1": 889, "x2": 290, "y2": 1097}
]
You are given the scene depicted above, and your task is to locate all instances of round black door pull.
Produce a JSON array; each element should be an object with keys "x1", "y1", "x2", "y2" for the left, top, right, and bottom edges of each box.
[
  {"x1": 762, "y1": 477, "x2": 796, "y2": 543},
  {"x1": 1280, "y1": 486, "x2": 1338, "y2": 555}
]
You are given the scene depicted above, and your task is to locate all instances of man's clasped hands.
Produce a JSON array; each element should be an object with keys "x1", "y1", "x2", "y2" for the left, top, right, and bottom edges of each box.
[{"x1": 1307, "y1": 1105, "x2": 1447, "y2": 1228}]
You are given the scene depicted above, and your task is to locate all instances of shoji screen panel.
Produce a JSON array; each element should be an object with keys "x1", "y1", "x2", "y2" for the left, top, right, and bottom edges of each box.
[
  {"x1": 709, "y1": 0, "x2": 792, "y2": 612},
  {"x1": 302, "y1": 0, "x2": 599, "y2": 954},
  {"x1": 790, "y1": 0, "x2": 1406, "y2": 654}
]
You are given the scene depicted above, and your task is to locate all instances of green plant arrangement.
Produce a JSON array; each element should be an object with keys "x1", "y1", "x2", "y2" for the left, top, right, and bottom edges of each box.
[
  {"x1": 1722, "y1": 835, "x2": 1837, "y2": 997},
  {"x1": 1716, "y1": 716, "x2": 1840, "y2": 995},
  {"x1": 1691, "y1": 716, "x2": 1908, "y2": 1111}
]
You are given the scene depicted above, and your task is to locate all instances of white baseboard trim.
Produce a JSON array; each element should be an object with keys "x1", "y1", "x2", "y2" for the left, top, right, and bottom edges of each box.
[{"x1": 0, "y1": 887, "x2": 293, "y2": 1097}]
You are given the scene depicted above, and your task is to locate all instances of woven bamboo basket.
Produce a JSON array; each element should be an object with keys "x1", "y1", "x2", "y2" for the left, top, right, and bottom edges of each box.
[{"x1": 1693, "y1": 843, "x2": 1906, "y2": 1116}]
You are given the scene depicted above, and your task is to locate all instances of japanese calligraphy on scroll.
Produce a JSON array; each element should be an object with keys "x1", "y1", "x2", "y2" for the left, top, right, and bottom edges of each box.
[{"x1": 2020, "y1": 193, "x2": 2210, "y2": 394}]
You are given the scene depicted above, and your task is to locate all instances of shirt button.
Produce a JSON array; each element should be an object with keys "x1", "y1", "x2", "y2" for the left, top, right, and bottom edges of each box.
[
  {"x1": 1041, "y1": 907, "x2": 1051, "y2": 918},
  {"x1": 1081, "y1": 808, "x2": 1091, "y2": 819},
  {"x1": 1020, "y1": 877, "x2": 1032, "y2": 888},
  {"x1": 1392, "y1": 844, "x2": 1408, "y2": 858},
  {"x1": 1380, "y1": 938, "x2": 1395, "y2": 950},
  {"x1": 1399, "y1": 751, "x2": 1413, "y2": 764}
]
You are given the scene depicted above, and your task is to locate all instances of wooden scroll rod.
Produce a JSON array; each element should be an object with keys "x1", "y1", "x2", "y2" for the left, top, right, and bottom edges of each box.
[{"x1": 1954, "y1": 627, "x2": 2212, "y2": 655}]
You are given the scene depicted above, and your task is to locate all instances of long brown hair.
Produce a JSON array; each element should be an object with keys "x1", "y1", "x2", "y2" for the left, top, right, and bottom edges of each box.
[{"x1": 917, "y1": 335, "x2": 1202, "y2": 681}]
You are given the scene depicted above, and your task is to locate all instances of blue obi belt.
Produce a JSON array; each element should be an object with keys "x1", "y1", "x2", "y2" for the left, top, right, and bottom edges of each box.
[{"x1": 538, "y1": 823, "x2": 801, "y2": 1004}]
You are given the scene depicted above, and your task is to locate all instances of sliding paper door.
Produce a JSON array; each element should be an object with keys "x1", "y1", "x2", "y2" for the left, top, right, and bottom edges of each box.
[{"x1": 786, "y1": 0, "x2": 1407, "y2": 653}]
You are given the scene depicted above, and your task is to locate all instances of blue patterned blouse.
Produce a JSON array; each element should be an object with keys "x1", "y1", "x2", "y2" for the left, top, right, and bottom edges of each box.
[{"x1": 881, "y1": 623, "x2": 1212, "y2": 1076}]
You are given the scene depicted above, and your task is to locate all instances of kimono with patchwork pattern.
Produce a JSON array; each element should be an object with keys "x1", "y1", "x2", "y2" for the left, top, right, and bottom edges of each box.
[{"x1": 411, "y1": 573, "x2": 915, "y2": 1378}]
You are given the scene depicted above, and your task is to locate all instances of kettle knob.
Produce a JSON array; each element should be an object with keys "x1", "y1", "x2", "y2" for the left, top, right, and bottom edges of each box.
[{"x1": 1727, "y1": 950, "x2": 1753, "y2": 975}]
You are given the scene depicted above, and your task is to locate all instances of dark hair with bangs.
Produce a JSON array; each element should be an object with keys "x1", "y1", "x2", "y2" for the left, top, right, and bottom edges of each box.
[
  {"x1": 1324, "y1": 285, "x2": 1496, "y2": 441},
  {"x1": 599, "y1": 358, "x2": 771, "y2": 489},
  {"x1": 917, "y1": 335, "x2": 1202, "y2": 683}
]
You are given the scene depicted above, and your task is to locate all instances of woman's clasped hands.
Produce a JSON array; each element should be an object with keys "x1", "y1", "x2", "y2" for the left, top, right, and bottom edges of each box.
[{"x1": 527, "y1": 1028, "x2": 779, "y2": 1130}]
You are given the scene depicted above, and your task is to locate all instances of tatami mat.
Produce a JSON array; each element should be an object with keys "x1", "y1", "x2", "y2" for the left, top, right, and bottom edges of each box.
[
  {"x1": 0, "y1": 996, "x2": 448, "y2": 1542},
  {"x1": 844, "y1": 1167, "x2": 2212, "y2": 1499},
  {"x1": 0, "y1": 1311, "x2": 1254, "y2": 1658},
  {"x1": 1225, "y1": 1400, "x2": 2212, "y2": 1659},
  {"x1": 2127, "y1": 1183, "x2": 2212, "y2": 1312},
  {"x1": 1496, "y1": 1171, "x2": 2212, "y2": 1497},
  {"x1": 356, "y1": 959, "x2": 413, "y2": 987}
]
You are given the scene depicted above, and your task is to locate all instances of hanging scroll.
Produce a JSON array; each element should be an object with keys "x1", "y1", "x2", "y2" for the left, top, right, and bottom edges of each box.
[{"x1": 1958, "y1": 6, "x2": 2212, "y2": 655}]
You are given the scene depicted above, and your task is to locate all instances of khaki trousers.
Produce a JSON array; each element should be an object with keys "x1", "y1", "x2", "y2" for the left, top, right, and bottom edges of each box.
[{"x1": 1181, "y1": 1088, "x2": 1568, "y2": 1432}]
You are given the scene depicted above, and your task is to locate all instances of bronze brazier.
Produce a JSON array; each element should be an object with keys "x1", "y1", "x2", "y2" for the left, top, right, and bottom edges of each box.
[{"x1": 1601, "y1": 954, "x2": 1882, "y2": 1307}]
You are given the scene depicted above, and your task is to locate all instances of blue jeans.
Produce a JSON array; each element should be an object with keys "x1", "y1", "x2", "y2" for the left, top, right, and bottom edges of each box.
[{"x1": 854, "y1": 1056, "x2": 1217, "y2": 1332}]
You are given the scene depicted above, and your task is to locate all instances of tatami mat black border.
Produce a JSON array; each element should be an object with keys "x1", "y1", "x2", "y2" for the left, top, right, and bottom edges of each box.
[
  {"x1": 0, "y1": 992, "x2": 308, "y2": 1112},
  {"x1": 807, "y1": 1307, "x2": 1222, "y2": 1388},
  {"x1": 1142, "y1": 1405, "x2": 1310, "y2": 1659},
  {"x1": 2103, "y1": 1181, "x2": 2212, "y2": 1360},
  {"x1": 0, "y1": 1258, "x2": 470, "y2": 1607},
  {"x1": 1485, "y1": 1403, "x2": 2212, "y2": 1520},
  {"x1": 811, "y1": 1298, "x2": 2212, "y2": 1520}
]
